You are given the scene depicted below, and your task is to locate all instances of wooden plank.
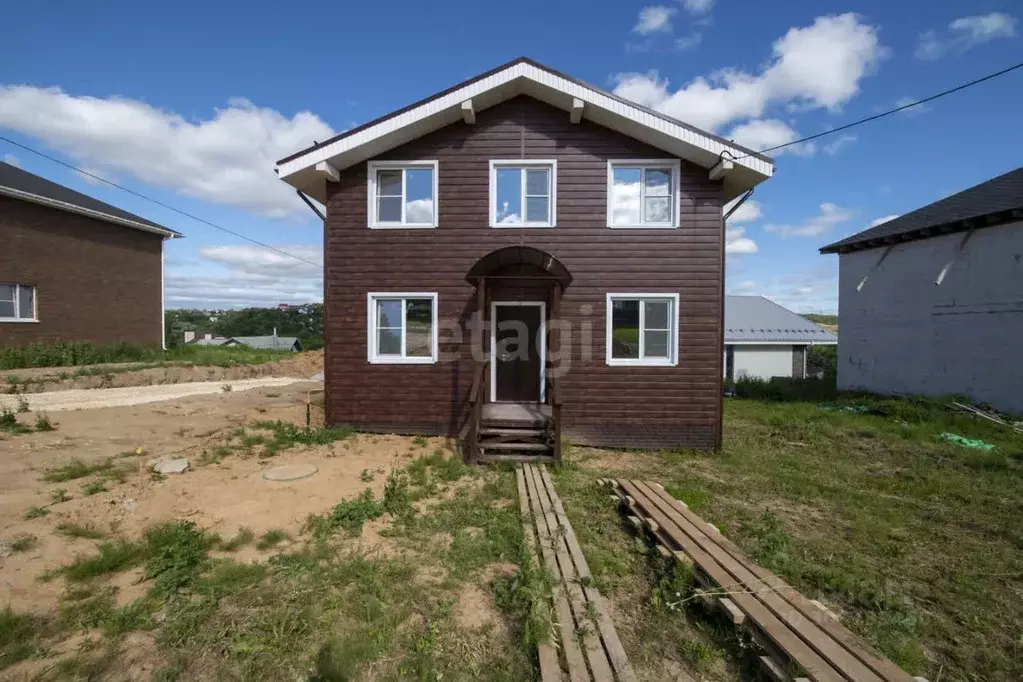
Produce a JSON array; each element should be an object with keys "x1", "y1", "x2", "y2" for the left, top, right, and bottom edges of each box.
[
  {"x1": 516, "y1": 467, "x2": 562, "y2": 682},
  {"x1": 526, "y1": 465, "x2": 615, "y2": 682},
  {"x1": 521, "y1": 466, "x2": 586, "y2": 682},
  {"x1": 539, "y1": 466, "x2": 638, "y2": 682},
  {"x1": 630, "y1": 481, "x2": 886, "y2": 682},
  {"x1": 642, "y1": 483, "x2": 915, "y2": 682},
  {"x1": 617, "y1": 481, "x2": 845, "y2": 682}
]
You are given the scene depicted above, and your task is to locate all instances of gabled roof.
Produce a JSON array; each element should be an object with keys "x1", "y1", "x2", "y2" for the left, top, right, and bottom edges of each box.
[
  {"x1": 0, "y1": 162, "x2": 181, "y2": 238},
  {"x1": 821, "y1": 167, "x2": 1023, "y2": 254},
  {"x1": 276, "y1": 57, "x2": 774, "y2": 204},
  {"x1": 725, "y1": 296, "x2": 837, "y2": 344}
]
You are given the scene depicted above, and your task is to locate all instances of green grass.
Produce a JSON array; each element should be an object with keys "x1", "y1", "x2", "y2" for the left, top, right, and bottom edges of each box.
[
  {"x1": 0, "y1": 340, "x2": 288, "y2": 371},
  {"x1": 42, "y1": 457, "x2": 113, "y2": 483},
  {"x1": 56, "y1": 522, "x2": 106, "y2": 539},
  {"x1": 8, "y1": 535, "x2": 36, "y2": 553},
  {"x1": 21, "y1": 506, "x2": 49, "y2": 520},
  {"x1": 0, "y1": 607, "x2": 45, "y2": 668},
  {"x1": 0, "y1": 408, "x2": 31, "y2": 435},
  {"x1": 33, "y1": 413, "x2": 54, "y2": 431},
  {"x1": 218, "y1": 527, "x2": 255, "y2": 551},
  {"x1": 50, "y1": 488, "x2": 71, "y2": 504},
  {"x1": 82, "y1": 480, "x2": 107, "y2": 496},
  {"x1": 554, "y1": 395, "x2": 1023, "y2": 682},
  {"x1": 255, "y1": 529, "x2": 290, "y2": 550}
]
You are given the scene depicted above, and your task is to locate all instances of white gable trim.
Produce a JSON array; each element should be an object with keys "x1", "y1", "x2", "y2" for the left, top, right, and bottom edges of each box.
[{"x1": 276, "y1": 62, "x2": 774, "y2": 184}]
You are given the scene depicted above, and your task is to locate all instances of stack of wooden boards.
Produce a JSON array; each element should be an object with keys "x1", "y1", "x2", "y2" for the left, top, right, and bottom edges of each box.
[
  {"x1": 517, "y1": 464, "x2": 637, "y2": 682},
  {"x1": 602, "y1": 478, "x2": 927, "y2": 682}
]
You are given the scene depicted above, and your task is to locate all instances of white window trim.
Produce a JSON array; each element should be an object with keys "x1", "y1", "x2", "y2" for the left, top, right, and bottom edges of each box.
[
  {"x1": 605, "y1": 293, "x2": 679, "y2": 367},
  {"x1": 0, "y1": 283, "x2": 38, "y2": 323},
  {"x1": 606, "y1": 159, "x2": 681, "y2": 229},
  {"x1": 367, "y1": 160, "x2": 439, "y2": 229},
  {"x1": 489, "y1": 159, "x2": 557, "y2": 228},
  {"x1": 366, "y1": 292, "x2": 439, "y2": 364}
]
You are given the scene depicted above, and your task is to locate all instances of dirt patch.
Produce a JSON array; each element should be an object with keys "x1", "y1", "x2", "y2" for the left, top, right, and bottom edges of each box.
[
  {"x1": 574, "y1": 446, "x2": 661, "y2": 473},
  {"x1": 106, "y1": 567, "x2": 148, "y2": 607},
  {"x1": 480, "y1": 562, "x2": 518, "y2": 582},
  {"x1": 455, "y1": 584, "x2": 502, "y2": 630}
]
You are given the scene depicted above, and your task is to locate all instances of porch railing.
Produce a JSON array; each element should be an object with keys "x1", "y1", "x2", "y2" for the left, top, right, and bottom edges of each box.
[
  {"x1": 467, "y1": 360, "x2": 488, "y2": 462},
  {"x1": 546, "y1": 363, "x2": 562, "y2": 462}
]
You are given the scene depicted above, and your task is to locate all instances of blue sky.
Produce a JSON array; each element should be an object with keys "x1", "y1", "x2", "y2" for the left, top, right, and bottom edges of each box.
[{"x1": 1, "y1": 1, "x2": 1019, "y2": 312}]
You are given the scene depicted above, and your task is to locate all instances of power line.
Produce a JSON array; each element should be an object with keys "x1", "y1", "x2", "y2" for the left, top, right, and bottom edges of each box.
[
  {"x1": 737, "y1": 60, "x2": 1023, "y2": 159},
  {"x1": 0, "y1": 135, "x2": 323, "y2": 269}
]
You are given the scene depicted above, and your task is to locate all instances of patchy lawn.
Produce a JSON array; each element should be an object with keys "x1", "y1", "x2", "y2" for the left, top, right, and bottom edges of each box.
[{"x1": 554, "y1": 396, "x2": 1023, "y2": 682}]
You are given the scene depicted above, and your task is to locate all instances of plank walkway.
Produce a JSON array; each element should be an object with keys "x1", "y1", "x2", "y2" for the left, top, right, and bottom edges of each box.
[
  {"x1": 517, "y1": 464, "x2": 637, "y2": 682},
  {"x1": 602, "y1": 478, "x2": 926, "y2": 682}
]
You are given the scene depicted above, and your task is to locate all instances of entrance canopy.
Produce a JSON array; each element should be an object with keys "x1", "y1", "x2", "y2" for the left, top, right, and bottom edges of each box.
[{"x1": 465, "y1": 246, "x2": 572, "y2": 286}]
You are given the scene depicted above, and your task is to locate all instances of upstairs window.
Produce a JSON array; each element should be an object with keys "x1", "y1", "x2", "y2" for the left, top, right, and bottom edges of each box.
[
  {"x1": 606, "y1": 293, "x2": 678, "y2": 366},
  {"x1": 367, "y1": 293, "x2": 438, "y2": 363},
  {"x1": 607, "y1": 160, "x2": 680, "y2": 228},
  {"x1": 367, "y1": 161, "x2": 438, "y2": 228},
  {"x1": 490, "y1": 160, "x2": 556, "y2": 227},
  {"x1": 0, "y1": 283, "x2": 36, "y2": 322}
]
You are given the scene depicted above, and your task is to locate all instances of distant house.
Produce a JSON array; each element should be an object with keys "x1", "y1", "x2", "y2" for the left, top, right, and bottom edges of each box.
[
  {"x1": 821, "y1": 167, "x2": 1023, "y2": 415},
  {"x1": 724, "y1": 296, "x2": 837, "y2": 380},
  {"x1": 0, "y1": 162, "x2": 181, "y2": 347},
  {"x1": 223, "y1": 336, "x2": 301, "y2": 352}
]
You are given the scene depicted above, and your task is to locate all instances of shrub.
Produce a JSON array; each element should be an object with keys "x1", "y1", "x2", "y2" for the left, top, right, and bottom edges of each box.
[
  {"x1": 731, "y1": 376, "x2": 837, "y2": 402},
  {"x1": 807, "y1": 345, "x2": 837, "y2": 378},
  {"x1": 34, "y1": 413, "x2": 55, "y2": 432}
]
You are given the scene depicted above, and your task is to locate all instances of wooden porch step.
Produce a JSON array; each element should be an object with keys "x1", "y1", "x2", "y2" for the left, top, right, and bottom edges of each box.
[
  {"x1": 477, "y1": 453, "x2": 556, "y2": 463},
  {"x1": 480, "y1": 442, "x2": 550, "y2": 452},
  {"x1": 479, "y1": 427, "x2": 547, "y2": 438}
]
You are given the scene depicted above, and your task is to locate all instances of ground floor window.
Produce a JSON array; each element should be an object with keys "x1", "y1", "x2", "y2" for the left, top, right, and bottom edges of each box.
[
  {"x1": 366, "y1": 292, "x2": 438, "y2": 363},
  {"x1": 0, "y1": 283, "x2": 36, "y2": 321},
  {"x1": 605, "y1": 293, "x2": 678, "y2": 366}
]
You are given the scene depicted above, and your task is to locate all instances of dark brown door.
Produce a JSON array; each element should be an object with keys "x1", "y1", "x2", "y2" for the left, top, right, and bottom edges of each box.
[{"x1": 494, "y1": 305, "x2": 542, "y2": 403}]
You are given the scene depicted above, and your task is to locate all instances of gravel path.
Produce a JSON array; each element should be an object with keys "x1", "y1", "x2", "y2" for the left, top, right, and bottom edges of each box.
[{"x1": 0, "y1": 377, "x2": 309, "y2": 412}]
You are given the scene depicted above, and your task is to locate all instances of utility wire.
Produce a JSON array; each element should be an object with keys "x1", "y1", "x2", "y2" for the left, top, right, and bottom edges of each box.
[
  {"x1": 0, "y1": 135, "x2": 323, "y2": 269},
  {"x1": 736, "y1": 60, "x2": 1023, "y2": 159}
]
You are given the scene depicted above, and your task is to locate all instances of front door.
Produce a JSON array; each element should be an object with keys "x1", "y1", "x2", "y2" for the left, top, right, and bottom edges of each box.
[{"x1": 493, "y1": 303, "x2": 543, "y2": 403}]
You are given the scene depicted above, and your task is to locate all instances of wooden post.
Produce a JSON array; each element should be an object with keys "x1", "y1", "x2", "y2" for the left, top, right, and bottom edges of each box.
[{"x1": 551, "y1": 281, "x2": 563, "y2": 462}]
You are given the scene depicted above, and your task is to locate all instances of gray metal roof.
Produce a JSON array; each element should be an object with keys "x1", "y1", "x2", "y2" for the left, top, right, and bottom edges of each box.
[
  {"x1": 0, "y1": 162, "x2": 180, "y2": 237},
  {"x1": 725, "y1": 296, "x2": 837, "y2": 344},
  {"x1": 225, "y1": 336, "x2": 300, "y2": 350},
  {"x1": 820, "y1": 167, "x2": 1023, "y2": 254}
]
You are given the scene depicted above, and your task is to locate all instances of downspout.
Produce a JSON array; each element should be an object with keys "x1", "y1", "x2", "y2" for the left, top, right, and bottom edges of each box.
[{"x1": 161, "y1": 237, "x2": 166, "y2": 350}]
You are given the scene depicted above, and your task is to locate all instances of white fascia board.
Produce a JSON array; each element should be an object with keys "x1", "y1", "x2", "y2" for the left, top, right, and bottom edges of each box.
[
  {"x1": 0, "y1": 185, "x2": 179, "y2": 238},
  {"x1": 276, "y1": 62, "x2": 774, "y2": 183}
]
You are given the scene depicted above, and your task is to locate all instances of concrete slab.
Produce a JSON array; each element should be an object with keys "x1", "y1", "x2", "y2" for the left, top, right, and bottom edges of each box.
[{"x1": 262, "y1": 463, "x2": 318, "y2": 482}]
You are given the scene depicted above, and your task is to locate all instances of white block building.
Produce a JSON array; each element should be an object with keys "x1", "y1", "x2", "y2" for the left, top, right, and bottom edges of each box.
[
  {"x1": 821, "y1": 167, "x2": 1023, "y2": 415},
  {"x1": 724, "y1": 296, "x2": 836, "y2": 381}
]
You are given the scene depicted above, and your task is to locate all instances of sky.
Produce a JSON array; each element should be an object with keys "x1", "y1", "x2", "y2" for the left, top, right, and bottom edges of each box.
[{"x1": 1, "y1": 1, "x2": 1020, "y2": 313}]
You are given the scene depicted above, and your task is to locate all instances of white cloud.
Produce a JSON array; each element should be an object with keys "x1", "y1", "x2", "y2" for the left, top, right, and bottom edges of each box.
[
  {"x1": 0, "y1": 86, "x2": 334, "y2": 219},
  {"x1": 634, "y1": 6, "x2": 677, "y2": 35},
  {"x1": 613, "y1": 14, "x2": 886, "y2": 133},
  {"x1": 727, "y1": 263, "x2": 838, "y2": 312},
  {"x1": 866, "y1": 214, "x2": 899, "y2": 228},
  {"x1": 763, "y1": 203, "x2": 853, "y2": 238},
  {"x1": 2, "y1": 153, "x2": 19, "y2": 167},
  {"x1": 725, "y1": 226, "x2": 758, "y2": 254},
  {"x1": 681, "y1": 0, "x2": 714, "y2": 14},
  {"x1": 405, "y1": 198, "x2": 434, "y2": 224},
  {"x1": 167, "y1": 244, "x2": 323, "y2": 308},
  {"x1": 728, "y1": 119, "x2": 816, "y2": 155},
  {"x1": 916, "y1": 13, "x2": 1017, "y2": 60},
  {"x1": 675, "y1": 33, "x2": 703, "y2": 51},
  {"x1": 724, "y1": 198, "x2": 762, "y2": 224},
  {"x1": 822, "y1": 134, "x2": 856, "y2": 155}
]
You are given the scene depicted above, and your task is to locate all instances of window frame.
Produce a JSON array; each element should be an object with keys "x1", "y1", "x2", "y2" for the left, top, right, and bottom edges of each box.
[
  {"x1": 605, "y1": 293, "x2": 679, "y2": 367},
  {"x1": 488, "y1": 159, "x2": 558, "y2": 228},
  {"x1": 365, "y1": 292, "x2": 439, "y2": 364},
  {"x1": 0, "y1": 283, "x2": 37, "y2": 323},
  {"x1": 606, "y1": 159, "x2": 681, "y2": 229},
  {"x1": 366, "y1": 160, "x2": 439, "y2": 229}
]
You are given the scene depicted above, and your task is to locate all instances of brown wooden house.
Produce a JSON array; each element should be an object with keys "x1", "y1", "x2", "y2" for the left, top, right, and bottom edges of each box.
[
  {"x1": 276, "y1": 58, "x2": 774, "y2": 461},
  {"x1": 0, "y1": 162, "x2": 180, "y2": 348}
]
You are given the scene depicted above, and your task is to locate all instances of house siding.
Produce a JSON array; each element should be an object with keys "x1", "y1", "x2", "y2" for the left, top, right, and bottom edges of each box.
[
  {"x1": 0, "y1": 196, "x2": 164, "y2": 347},
  {"x1": 323, "y1": 96, "x2": 725, "y2": 449},
  {"x1": 836, "y1": 220, "x2": 1023, "y2": 415}
]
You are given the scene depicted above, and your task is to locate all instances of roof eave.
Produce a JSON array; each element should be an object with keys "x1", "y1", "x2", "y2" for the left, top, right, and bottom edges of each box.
[
  {"x1": 276, "y1": 61, "x2": 774, "y2": 205},
  {"x1": 0, "y1": 184, "x2": 180, "y2": 238},
  {"x1": 820, "y1": 208, "x2": 1023, "y2": 255}
]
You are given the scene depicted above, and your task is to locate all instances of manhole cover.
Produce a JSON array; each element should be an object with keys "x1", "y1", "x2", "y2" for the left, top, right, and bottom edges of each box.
[{"x1": 262, "y1": 463, "x2": 319, "y2": 482}]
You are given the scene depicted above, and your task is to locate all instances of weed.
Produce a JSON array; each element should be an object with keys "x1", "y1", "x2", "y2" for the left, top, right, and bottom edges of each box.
[
  {"x1": 307, "y1": 489, "x2": 384, "y2": 536},
  {"x1": 56, "y1": 523, "x2": 105, "y2": 539},
  {"x1": 9, "y1": 535, "x2": 37, "y2": 553},
  {"x1": 255, "y1": 529, "x2": 290, "y2": 550},
  {"x1": 0, "y1": 607, "x2": 45, "y2": 668},
  {"x1": 199, "y1": 560, "x2": 268, "y2": 596},
  {"x1": 82, "y1": 481, "x2": 107, "y2": 496},
  {"x1": 15, "y1": 395, "x2": 29, "y2": 413},
  {"x1": 0, "y1": 407, "x2": 30, "y2": 435},
  {"x1": 142, "y1": 521, "x2": 214, "y2": 596},
  {"x1": 50, "y1": 488, "x2": 71, "y2": 504},
  {"x1": 62, "y1": 539, "x2": 142, "y2": 581},
  {"x1": 32, "y1": 413, "x2": 53, "y2": 431},
  {"x1": 383, "y1": 470, "x2": 414, "y2": 519},
  {"x1": 221, "y1": 383, "x2": 233, "y2": 392},
  {"x1": 412, "y1": 435, "x2": 428, "y2": 448},
  {"x1": 264, "y1": 392, "x2": 280, "y2": 398},
  {"x1": 219, "y1": 527, "x2": 255, "y2": 551},
  {"x1": 359, "y1": 468, "x2": 374, "y2": 483},
  {"x1": 22, "y1": 506, "x2": 49, "y2": 520},
  {"x1": 251, "y1": 420, "x2": 355, "y2": 456},
  {"x1": 42, "y1": 457, "x2": 112, "y2": 483}
]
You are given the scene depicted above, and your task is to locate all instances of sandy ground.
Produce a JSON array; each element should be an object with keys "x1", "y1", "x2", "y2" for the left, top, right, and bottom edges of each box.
[
  {"x1": 0, "y1": 383, "x2": 439, "y2": 615},
  {"x1": 0, "y1": 377, "x2": 309, "y2": 412},
  {"x1": 0, "y1": 349, "x2": 324, "y2": 394}
]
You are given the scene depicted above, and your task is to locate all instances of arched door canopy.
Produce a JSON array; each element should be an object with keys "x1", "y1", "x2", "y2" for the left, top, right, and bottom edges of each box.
[{"x1": 465, "y1": 246, "x2": 572, "y2": 286}]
